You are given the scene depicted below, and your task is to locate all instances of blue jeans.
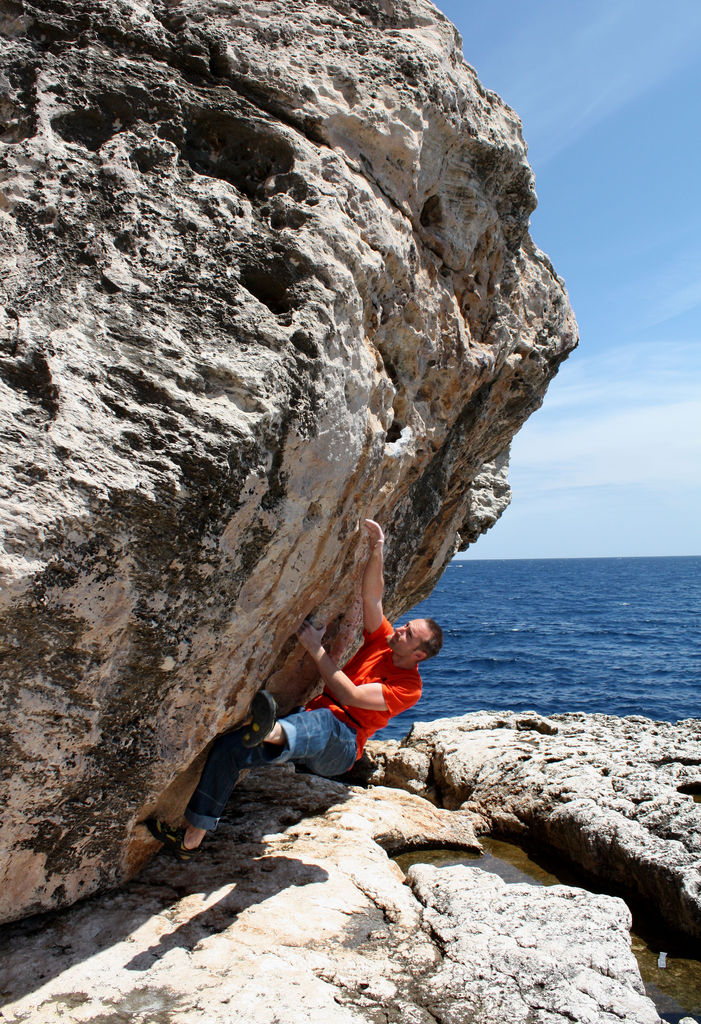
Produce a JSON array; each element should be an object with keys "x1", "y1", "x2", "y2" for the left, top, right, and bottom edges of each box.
[{"x1": 185, "y1": 708, "x2": 358, "y2": 831}]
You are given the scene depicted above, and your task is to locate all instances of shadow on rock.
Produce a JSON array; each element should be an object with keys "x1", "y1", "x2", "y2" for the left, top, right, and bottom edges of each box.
[
  {"x1": 0, "y1": 766, "x2": 353, "y2": 1007},
  {"x1": 124, "y1": 852, "x2": 328, "y2": 972}
]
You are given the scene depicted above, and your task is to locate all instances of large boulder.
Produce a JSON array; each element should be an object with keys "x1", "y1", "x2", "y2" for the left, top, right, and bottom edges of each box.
[{"x1": 0, "y1": 0, "x2": 577, "y2": 921}]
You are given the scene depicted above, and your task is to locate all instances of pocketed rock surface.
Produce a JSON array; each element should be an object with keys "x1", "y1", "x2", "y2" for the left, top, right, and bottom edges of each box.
[
  {"x1": 366, "y1": 712, "x2": 701, "y2": 939},
  {"x1": 0, "y1": 0, "x2": 576, "y2": 922},
  {"x1": 0, "y1": 765, "x2": 663, "y2": 1024}
]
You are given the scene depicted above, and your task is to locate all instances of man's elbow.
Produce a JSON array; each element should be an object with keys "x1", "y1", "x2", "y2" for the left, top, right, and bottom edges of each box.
[
  {"x1": 346, "y1": 686, "x2": 387, "y2": 713},
  {"x1": 352, "y1": 698, "x2": 387, "y2": 712}
]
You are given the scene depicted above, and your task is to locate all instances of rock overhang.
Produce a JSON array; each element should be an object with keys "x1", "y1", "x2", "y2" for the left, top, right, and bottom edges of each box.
[{"x1": 0, "y1": 0, "x2": 577, "y2": 922}]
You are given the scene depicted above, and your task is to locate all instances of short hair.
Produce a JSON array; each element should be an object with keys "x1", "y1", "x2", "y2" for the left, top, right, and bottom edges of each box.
[{"x1": 419, "y1": 618, "x2": 443, "y2": 659}]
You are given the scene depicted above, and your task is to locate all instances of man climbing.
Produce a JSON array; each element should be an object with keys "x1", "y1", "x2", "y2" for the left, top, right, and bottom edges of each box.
[{"x1": 146, "y1": 519, "x2": 443, "y2": 859}]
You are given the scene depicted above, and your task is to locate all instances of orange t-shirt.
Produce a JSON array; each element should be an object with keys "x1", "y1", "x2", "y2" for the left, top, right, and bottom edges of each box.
[{"x1": 305, "y1": 617, "x2": 422, "y2": 759}]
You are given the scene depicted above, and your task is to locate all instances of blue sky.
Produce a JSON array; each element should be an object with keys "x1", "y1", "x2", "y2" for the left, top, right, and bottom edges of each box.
[{"x1": 433, "y1": 0, "x2": 701, "y2": 557}]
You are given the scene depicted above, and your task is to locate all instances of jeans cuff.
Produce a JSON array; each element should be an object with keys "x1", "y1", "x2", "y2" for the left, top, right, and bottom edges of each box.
[
  {"x1": 184, "y1": 807, "x2": 220, "y2": 831},
  {"x1": 276, "y1": 719, "x2": 297, "y2": 762}
]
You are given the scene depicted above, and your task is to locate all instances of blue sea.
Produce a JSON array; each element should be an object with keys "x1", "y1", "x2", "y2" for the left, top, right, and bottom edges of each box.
[{"x1": 379, "y1": 556, "x2": 701, "y2": 741}]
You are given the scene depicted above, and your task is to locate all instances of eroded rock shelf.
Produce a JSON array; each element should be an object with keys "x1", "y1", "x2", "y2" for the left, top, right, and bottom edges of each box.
[
  {"x1": 367, "y1": 712, "x2": 701, "y2": 941},
  {"x1": 4, "y1": 715, "x2": 696, "y2": 1024}
]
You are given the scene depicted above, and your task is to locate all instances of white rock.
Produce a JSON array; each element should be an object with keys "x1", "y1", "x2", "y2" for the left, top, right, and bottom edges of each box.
[
  {"x1": 0, "y1": 766, "x2": 661, "y2": 1024},
  {"x1": 374, "y1": 711, "x2": 701, "y2": 938}
]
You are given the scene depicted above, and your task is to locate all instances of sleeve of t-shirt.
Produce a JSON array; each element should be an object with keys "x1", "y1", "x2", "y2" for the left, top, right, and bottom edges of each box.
[
  {"x1": 382, "y1": 674, "x2": 422, "y2": 718},
  {"x1": 363, "y1": 615, "x2": 393, "y2": 642}
]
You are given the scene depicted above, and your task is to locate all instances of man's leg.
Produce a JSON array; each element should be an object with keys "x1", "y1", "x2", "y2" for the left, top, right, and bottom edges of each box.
[
  {"x1": 275, "y1": 708, "x2": 357, "y2": 778},
  {"x1": 183, "y1": 723, "x2": 288, "y2": 848},
  {"x1": 149, "y1": 709, "x2": 356, "y2": 859},
  {"x1": 184, "y1": 711, "x2": 355, "y2": 848}
]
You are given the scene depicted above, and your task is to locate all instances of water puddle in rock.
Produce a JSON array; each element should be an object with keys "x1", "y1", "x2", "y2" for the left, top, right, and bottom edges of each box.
[{"x1": 395, "y1": 840, "x2": 701, "y2": 1023}]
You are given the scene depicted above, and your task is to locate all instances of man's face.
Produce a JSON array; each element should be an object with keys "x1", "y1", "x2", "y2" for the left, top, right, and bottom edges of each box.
[{"x1": 387, "y1": 618, "x2": 432, "y2": 663}]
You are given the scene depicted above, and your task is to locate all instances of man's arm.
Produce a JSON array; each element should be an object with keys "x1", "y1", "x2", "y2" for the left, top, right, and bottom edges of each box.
[
  {"x1": 362, "y1": 519, "x2": 385, "y2": 635},
  {"x1": 297, "y1": 621, "x2": 387, "y2": 711}
]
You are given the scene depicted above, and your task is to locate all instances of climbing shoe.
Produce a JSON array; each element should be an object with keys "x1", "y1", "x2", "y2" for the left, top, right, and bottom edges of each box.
[
  {"x1": 241, "y1": 690, "x2": 278, "y2": 747},
  {"x1": 145, "y1": 818, "x2": 196, "y2": 861}
]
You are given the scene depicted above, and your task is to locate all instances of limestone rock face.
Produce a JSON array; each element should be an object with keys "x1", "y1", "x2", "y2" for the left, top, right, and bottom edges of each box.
[
  {"x1": 369, "y1": 712, "x2": 701, "y2": 939},
  {"x1": 0, "y1": 766, "x2": 662, "y2": 1024},
  {"x1": 0, "y1": 0, "x2": 576, "y2": 922}
]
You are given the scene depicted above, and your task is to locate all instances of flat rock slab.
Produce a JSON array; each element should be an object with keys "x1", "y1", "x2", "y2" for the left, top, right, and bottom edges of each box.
[
  {"x1": 0, "y1": 765, "x2": 662, "y2": 1024},
  {"x1": 367, "y1": 711, "x2": 701, "y2": 938},
  {"x1": 409, "y1": 864, "x2": 659, "y2": 1024}
]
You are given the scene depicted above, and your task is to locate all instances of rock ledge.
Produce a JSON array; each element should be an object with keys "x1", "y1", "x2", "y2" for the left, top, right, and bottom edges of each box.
[
  {"x1": 364, "y1": 711, "x2": 701, "y2": 939},
  {"x1": 0, "y1": 763, "x2": 665, "y2": 1024}
]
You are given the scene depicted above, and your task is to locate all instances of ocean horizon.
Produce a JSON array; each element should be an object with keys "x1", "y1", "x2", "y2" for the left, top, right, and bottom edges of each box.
[
  {"x1": 378, "y1": 554, "x2": 701, "y2": 741},
  {"x1": 455, "y1": 553, "x2": 701, "y2": 562}
]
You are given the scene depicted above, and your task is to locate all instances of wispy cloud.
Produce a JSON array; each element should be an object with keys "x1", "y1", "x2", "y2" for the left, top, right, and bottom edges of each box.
[
  {"x1": 459, "y1": 339, "x2": 701, "y2": 557},
  {"x1": 591, "y1": 239, "x2": 701, "y2": 342},
  {"x1": 510, "y1": 339, "x2": 701, "y2": 493},
  {"x1": 438, "y1": 0, "x2": 701, "y2": 558},
  {"x1": 514, "y1": 400, "x2": 700, "y2": 491},
  {"x1": 643, "y1": 263, "x2": 701, "y2": 330},
  {"x1": 469, "y1": 0, "x2": 701, "y2": 164},
  {"x1": 540, "y1": 340, "x2": 701, "y2": 411}
]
